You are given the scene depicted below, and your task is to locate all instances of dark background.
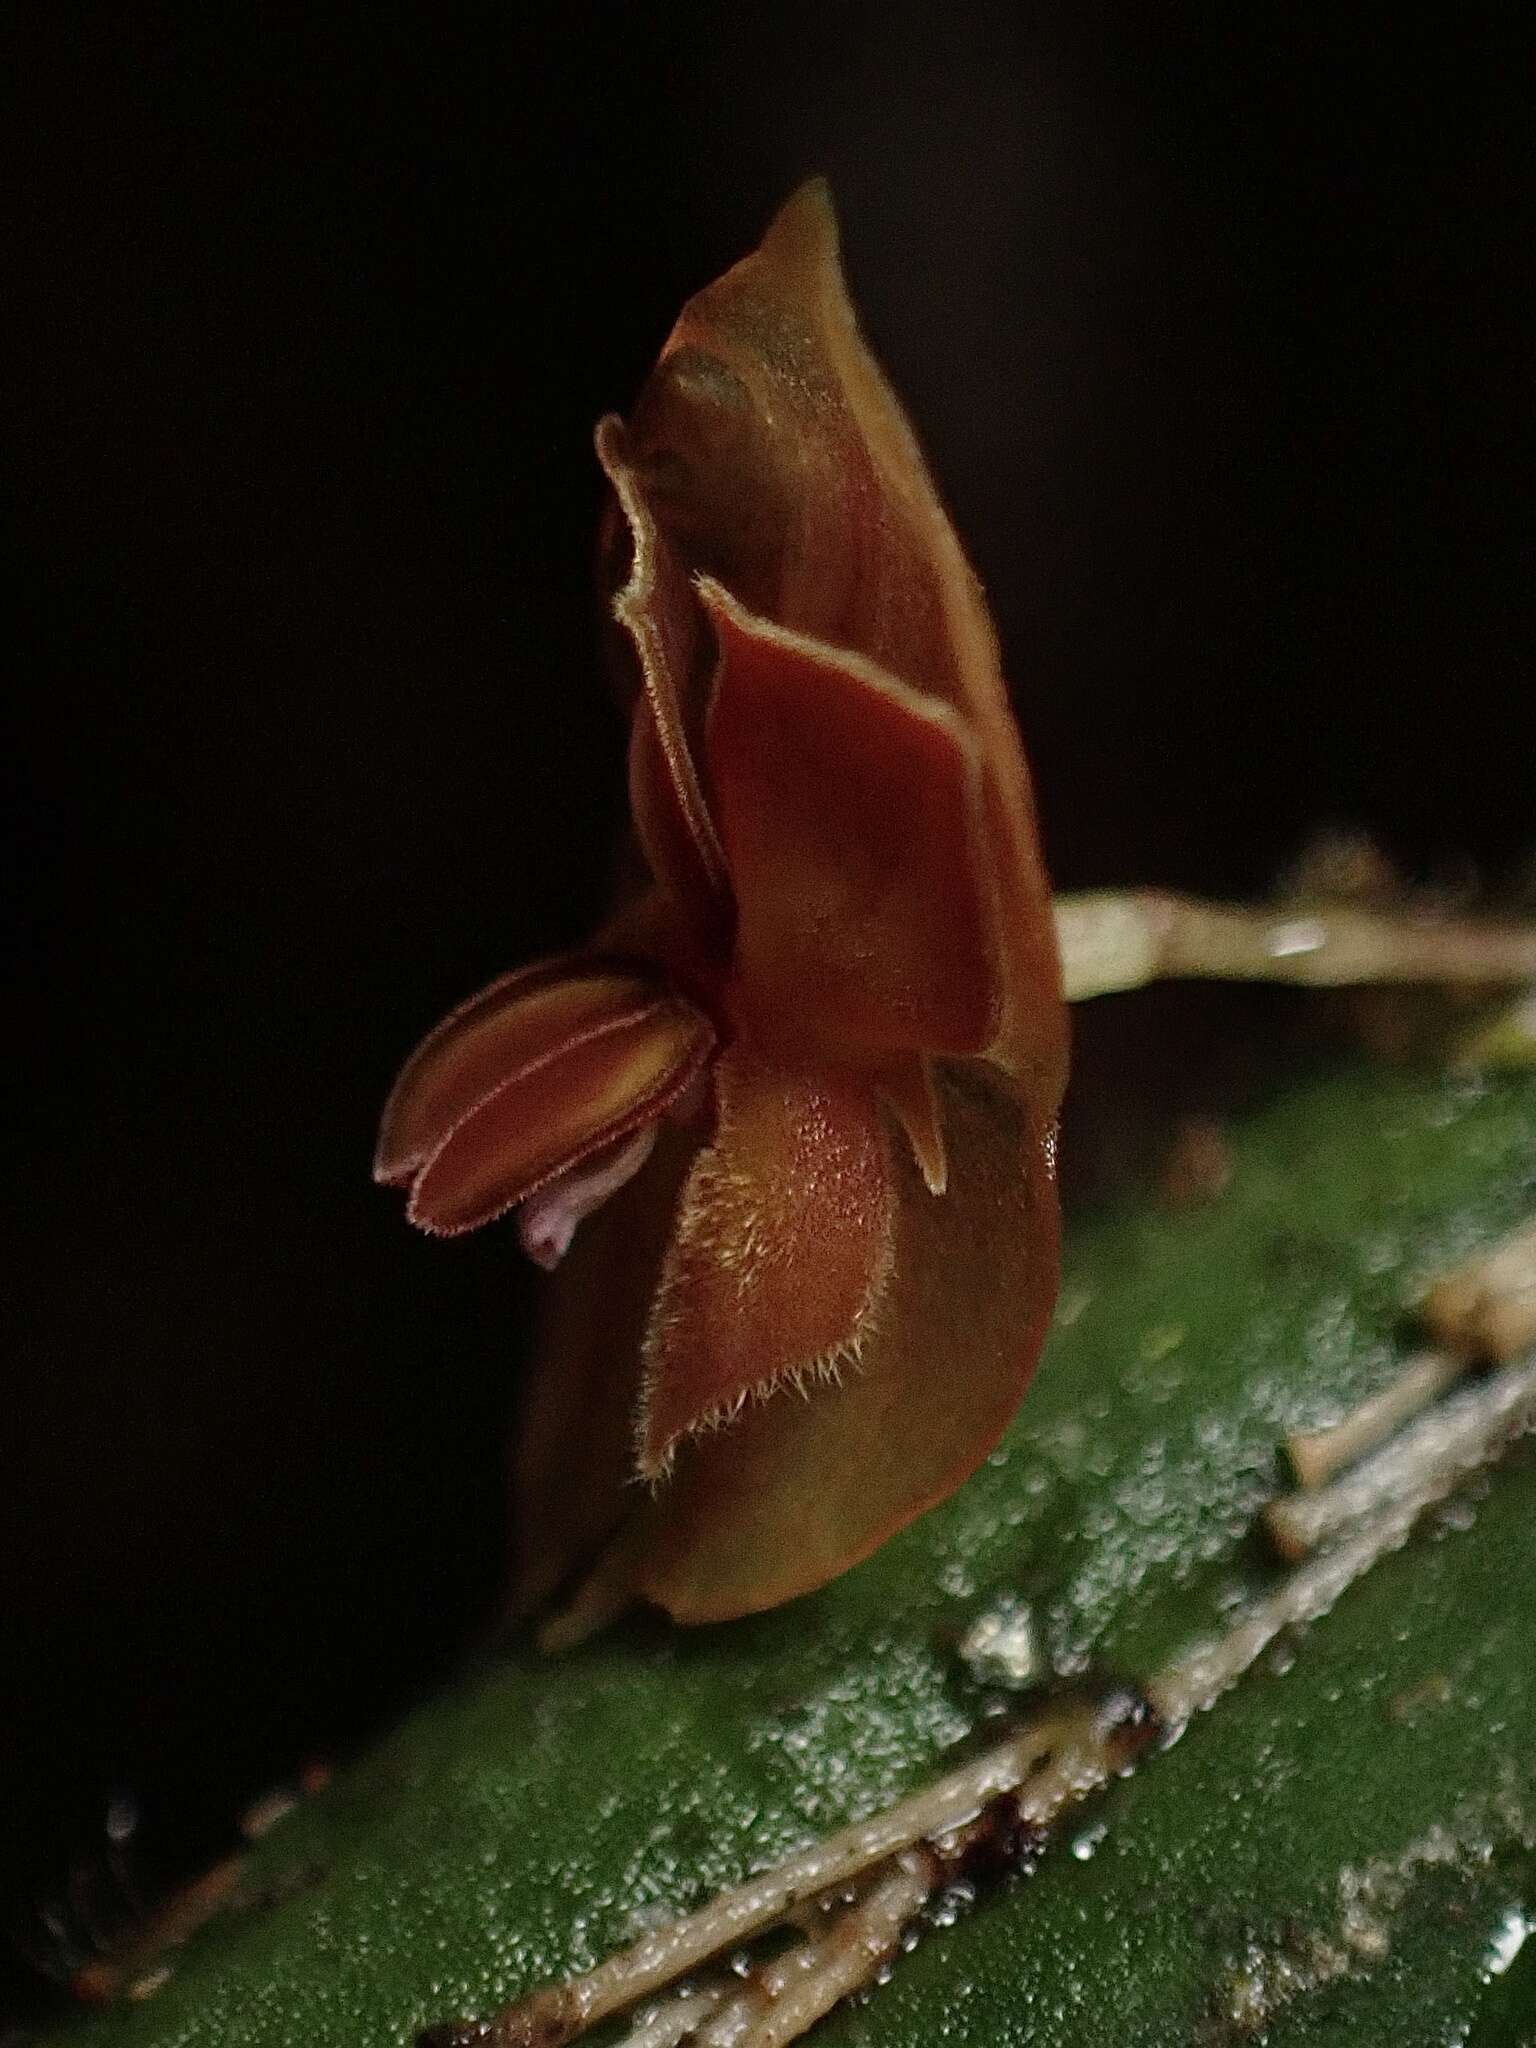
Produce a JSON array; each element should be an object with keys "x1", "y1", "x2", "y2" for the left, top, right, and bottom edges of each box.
[{"x1": 5, "y1": 2, "x2": 1530, "y2": 2021}]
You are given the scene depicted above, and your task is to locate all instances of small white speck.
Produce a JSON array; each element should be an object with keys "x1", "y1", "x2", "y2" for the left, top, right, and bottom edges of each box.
[{"x1": 1265, "y1": 917, "x2": 1328, "y2": 958}]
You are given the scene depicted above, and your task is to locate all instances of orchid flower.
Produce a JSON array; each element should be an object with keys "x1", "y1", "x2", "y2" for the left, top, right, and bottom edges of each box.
[{"x1": 376, "y1": 182, "x2": 1068, "y2": 1637}]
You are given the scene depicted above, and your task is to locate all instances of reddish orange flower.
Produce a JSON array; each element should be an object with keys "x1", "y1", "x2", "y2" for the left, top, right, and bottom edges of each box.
[{"x1": 376, "y1": 183, "x2": 1067, "y2": 1636}]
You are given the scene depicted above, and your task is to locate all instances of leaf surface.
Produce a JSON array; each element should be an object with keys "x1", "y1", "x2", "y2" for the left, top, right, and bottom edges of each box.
[{"x1": 42, "y1": 1063, "x2": 1536, "y2": 2048}]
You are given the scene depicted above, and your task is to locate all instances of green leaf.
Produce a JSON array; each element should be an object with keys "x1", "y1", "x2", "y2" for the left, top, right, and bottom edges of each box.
[{"x1": 41, "y1": 1063, "x2": 1536, "y2": 2048}]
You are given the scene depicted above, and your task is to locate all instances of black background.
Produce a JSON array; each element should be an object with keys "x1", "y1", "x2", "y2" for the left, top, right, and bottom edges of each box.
[{"x1": 6, "y1": 2, "x2": 1530, "y2": 2020}]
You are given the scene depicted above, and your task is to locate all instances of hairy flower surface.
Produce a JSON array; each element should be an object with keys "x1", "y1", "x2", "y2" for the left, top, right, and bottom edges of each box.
[{"x1": 377, "y1": 183, "x2": 1067, "y2": 1633}]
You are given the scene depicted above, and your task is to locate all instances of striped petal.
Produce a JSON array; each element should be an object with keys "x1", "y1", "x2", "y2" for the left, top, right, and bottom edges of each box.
[
  {"x1": 379, "y1": 957, "x2": 614, "y2": 1184},
  {"x1": 379, "y1": 959, "x2": 712, "y2": 1237}
]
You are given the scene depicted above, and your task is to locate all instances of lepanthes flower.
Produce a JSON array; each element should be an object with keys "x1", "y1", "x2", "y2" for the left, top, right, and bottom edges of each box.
[{"x1": 376, "y1": 183, "x2": 1068, "y2": 1638}]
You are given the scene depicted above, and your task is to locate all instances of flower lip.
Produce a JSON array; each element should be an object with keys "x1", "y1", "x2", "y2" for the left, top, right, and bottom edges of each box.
[{"x1": 517, "y1": 1124, "x2": 661, "y2": 1272}]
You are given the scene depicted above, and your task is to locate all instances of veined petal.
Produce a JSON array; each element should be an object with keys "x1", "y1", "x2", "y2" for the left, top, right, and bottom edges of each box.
[
  {"x1": 636, "y1": 1045, "x2": 895, "y2": 1477},
  {"x1": 702, "y1": 578, "x2": 1003, "y2": 1063},
  {"x1": 637, "y1": 1064, "x2": 1059, "y2": 1622},
  {"x1": 377, "y1": 956, "x2": 623, "y2": 1184},
  {"x1": 390, "y1": 964, "x2": 712, "y2": 1237}
]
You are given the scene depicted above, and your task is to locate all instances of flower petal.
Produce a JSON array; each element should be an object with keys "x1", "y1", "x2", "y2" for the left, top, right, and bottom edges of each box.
[
  {"x1": 378, "y1": 957, "x2": 623, "y2": 1183},
  {"x1": 398, "y1": 968, "x2": 712, "y2": 1237},
  {"x1": 620, "y1": 179, "x2": 1067, "y2": 1104},
  {"x1": 597, "y1": 414, "x2": 733, "y2": 948},
  {"x1": 702, "y1": 577, "x2": 1002, "y2": 1061},
  {"x1": 634, "y1": 1064, "x2": 1059, "y2": 1621},
  {"x1": 509, "y1": 1121, "x2": 699, "y2": 1622},
  {"x1": 875, "y1": 1055, "x2": 948, "y2": 1196},
  {"x1": 516, "y1": 1123, "x2": 659, "y2": 1271},
  {"x1": 636, "y1": 1046, "x2": 895, "y2": 1477}
]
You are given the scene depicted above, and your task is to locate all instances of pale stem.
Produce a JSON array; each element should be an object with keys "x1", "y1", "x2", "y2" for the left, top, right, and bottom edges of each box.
[
  {"x1": 1003, "y1": 1707, "x2": 1119, "y2": 1828},
  {"x1": 1285, "y1": 1351, "x2": 1472, "y2": 1490},
  {"x1": 617, "y1": 1985, "x2": 727, "y2": 2048},
  {"x1": 455, "y1": 1715, "x2": 1072, "y2": 2043},
  {"x1": 1286, "y1": 1217, "x2": 1536, "y2": 1486},
  {"x1": 629, "y1": 1716, "x2": 1113, "y2": 2048},
  {"x1": 718, "y1": 1855, "x2": 932, "y2": 2048},
  {"x1": 1053, "y1": 890, "x2": 1536, "y2": 1003},
  {"x1": 1147, "y1": 1480, "x2": 1444, "y2": 1729},
  {"x1": 1263, "y1": 1352, "x2": 1536, "y2": 1562},
  {"x1": 685, "y1": 1942, "x2": 824, "y2": 2048}
]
